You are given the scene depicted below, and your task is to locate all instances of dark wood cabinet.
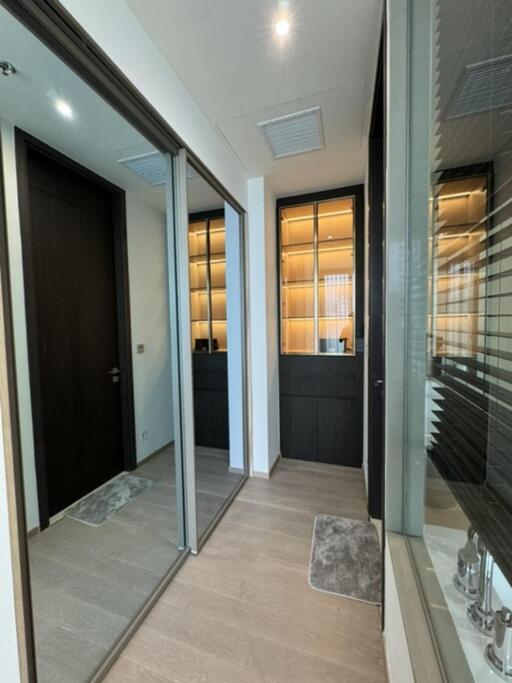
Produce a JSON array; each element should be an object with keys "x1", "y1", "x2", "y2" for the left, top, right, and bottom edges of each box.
[
  {"x1": 280, "y1": 355, "x2": 361, "y2": 465},
  {"x1": 192, "y1": 352, "x2": 229, "y2": 449},
  {"x1": 278, "y1": 186, "x2": 364, "y2": 466}
]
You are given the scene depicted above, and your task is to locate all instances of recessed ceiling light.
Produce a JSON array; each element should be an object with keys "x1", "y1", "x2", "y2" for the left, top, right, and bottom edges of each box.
[
  {"x1": 55, "y1": 99, "x2": 73, "y2": 119},
  {"x1": 0, "y1": 60, "x2": 16, "y2": 77},
  {"x1": 275, "y1": 17, "x2": 290, "y2": 37}
]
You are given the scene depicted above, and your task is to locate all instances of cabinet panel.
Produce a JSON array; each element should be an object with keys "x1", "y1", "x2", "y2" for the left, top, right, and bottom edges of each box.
[
  {"x1": 192, "y1": 352, "x2": 229, "y2": 449},
  {"x1": 316, "y1": 397, "x2": 358, "y2": 465},
  {"x1": 280, "y1": 395, "x2": 316, "y2": 461}
]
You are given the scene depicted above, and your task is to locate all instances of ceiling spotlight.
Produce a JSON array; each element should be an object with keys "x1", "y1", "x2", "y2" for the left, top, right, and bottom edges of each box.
[
  {"x1": 55, "y1": 99, "x2": 73, "y2": 119},
  {"x1": 0, "y1": 60, "x2": 16, "y2": 77},
  {"x1": 275, "y1": 17, "x2": 290, "y2": 37}
]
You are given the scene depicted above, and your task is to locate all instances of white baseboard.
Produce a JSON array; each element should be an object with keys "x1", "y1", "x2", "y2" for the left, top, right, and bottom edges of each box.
[
  {"x1": 228, "y1": 466, "x2": 245, "y2": 474},
  {"x1": 252, "y1": 452, "x2": 281, "y2": 479}
]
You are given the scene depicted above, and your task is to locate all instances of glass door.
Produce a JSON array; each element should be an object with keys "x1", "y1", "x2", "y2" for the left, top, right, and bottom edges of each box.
[{"x1": 280, "y1": 197, "x2": 355, "y2": 355}]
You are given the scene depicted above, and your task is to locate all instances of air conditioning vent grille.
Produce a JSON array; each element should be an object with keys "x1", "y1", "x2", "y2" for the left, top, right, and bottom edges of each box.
[
  {"x1": 118, "y1": 152, "x2": 166, "y2": 186},
  {"x1": 448, "y1": 54, "x2": 512, "y2": 119},
  {"x1": 258, "y1": 107, "x2": 324, "y2": 159}
]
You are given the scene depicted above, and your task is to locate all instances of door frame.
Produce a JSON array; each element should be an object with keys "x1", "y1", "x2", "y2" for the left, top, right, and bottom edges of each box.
[
  {"x1": 367, "y1": 34, "x2": 385, "y2": 521},
  {"x1": 15, "y1": 128, "x2": 136, "y2": 529}
]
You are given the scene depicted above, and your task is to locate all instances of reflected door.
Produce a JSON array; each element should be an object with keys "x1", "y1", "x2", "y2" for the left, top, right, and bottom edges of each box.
[
  {"x1": 19, "y1": 139, "x2": 129, "y2": 525},
  {"x1": 278, "y1": 187, "x2": 364, "y2": 466}
]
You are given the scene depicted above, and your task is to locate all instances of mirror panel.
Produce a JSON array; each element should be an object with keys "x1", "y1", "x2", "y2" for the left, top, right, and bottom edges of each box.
[
  {"x1": 0, "y1": 6, "x2": 185, "y2": 681},
  {"x1": 186, "y1": 165, "x2": 246, "y2": 541}
]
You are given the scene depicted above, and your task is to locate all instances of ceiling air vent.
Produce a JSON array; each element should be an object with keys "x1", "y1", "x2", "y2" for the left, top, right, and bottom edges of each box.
[
  {"x1": 448, "y1": 54, "x2": 512, "y2": 119},
  {"x1": 118, "y1": 151, "x2": 166, "y2": 186},
  {"x1": 258, "y1": 106, "x2": 324, "y2": 159},
  {"x1": 118, "y1": 153, "x2": 199, "y2": 186}
]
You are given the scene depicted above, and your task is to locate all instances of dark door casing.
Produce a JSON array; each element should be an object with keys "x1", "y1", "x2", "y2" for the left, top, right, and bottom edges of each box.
[
  {"x1": 278, "y1": 186, "x2": 364, "y2": 467},
  {"x1": 16, "y1": 131, "x2": 135, "y2": 526},
  {"x1": 367, "y1": 37, "x2": 385, "y2": 520}
]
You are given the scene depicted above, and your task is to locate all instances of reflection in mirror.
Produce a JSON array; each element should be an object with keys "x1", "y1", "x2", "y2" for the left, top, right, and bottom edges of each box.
[
  {"x1": 404, "y1": 1, "x2": 512, "y2": 680},
  {"x1": 187, "y1": 164, "x2": 246, "y2": 539},
  {"x1": 0, "y1": 6, "x2": 184, "y2": 681}
]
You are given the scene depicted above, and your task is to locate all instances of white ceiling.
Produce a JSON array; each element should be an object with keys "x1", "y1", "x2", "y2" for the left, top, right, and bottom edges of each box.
[
  {"x1": 0, "y1": 5, "x2": 222, "y2": 214},
  {"x1": 0, "y1": 5, "x2": 170, "y2": 211},
  {"x1": 126, "y1": 0, "x2": 383, "y2": 197}
]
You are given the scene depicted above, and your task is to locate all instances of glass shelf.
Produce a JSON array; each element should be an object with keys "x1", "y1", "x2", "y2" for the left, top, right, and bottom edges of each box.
[
  {"x1": 431, "y1": 174, "x2": 488, "y2": 358},
  {"x1": 280, "y1": 197, "x2": 355, "y2": 355},
  {"x1": 189, "y1": 214, "x2": 227, "y2": 353}
]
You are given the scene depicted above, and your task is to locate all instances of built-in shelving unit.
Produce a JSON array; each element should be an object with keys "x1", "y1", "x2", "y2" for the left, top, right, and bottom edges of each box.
[
  {"x1": 431, "y1": 175, "x2": 488, "y2": 358},
  {"x1": 189, "y1": 212, "x2": 227, "y2": 352},
  {"x1": 280, "y1": 197, "x2": 355, "y2": 355}
]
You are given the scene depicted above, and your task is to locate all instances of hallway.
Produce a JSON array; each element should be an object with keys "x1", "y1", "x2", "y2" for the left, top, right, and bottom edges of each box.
[{"x1": 105, "y1": 459, "x2": 386, "y2": 682}]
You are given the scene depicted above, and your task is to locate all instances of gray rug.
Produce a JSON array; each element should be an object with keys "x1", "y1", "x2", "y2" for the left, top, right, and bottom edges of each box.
[
  {"x1": 64, "y1": 473, "x2": 154, "y2": 527},
  {"x1": 309, "y1": 514, "x2": 382, "y2": 604}
]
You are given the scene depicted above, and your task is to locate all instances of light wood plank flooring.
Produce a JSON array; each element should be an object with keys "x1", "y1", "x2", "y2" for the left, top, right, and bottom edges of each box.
[
  {"x1": 28, "y1": 446, "x2": 242, "y2": 683},
  {"x1": 105, "y1": 458, "x2": 387, "y2": 683}
]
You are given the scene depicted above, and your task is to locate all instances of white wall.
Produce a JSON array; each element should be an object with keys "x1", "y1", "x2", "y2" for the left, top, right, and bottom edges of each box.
[
  {"x1": 225, "y1": 202, "x2": 245, "y2": 472},
  {"x1": 247, "y1": 177, "x2": 280, "y2": 475},
  {"x1": 126, "y1": 194, "x2": 174, "y2": 462},
  {"x1": 60, "y1": 0, "x2": 248, "y2": 210},
  {"x1": 0, "y1": 411, "x2": 22, "y2": 683},
  {"x1": 0, "y1": 120, "x2": 39, "y2": 533},
  {"x1": 265, "y1": 181, "x2": 280, "y2": 469}
]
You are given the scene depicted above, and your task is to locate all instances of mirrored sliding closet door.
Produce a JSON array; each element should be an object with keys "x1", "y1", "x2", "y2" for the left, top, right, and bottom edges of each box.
[
  {"x1": 186, "y1": 163, "x2": 247, "y2": 545},
  {"x1": 0, "y1": 6, "x2": 185, "y2": 681}
]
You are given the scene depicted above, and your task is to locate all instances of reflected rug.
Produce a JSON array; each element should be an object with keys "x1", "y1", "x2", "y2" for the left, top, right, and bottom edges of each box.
[{"x1": 64, "y1": 473, "x2": 154, "y2": 526}]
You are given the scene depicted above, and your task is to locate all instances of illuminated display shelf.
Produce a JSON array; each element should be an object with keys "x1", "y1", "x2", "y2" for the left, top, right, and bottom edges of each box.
[
  {"x1": 431, "y1": 176, "x2": 488, "y2": 358},
  {"x1": 189, "y1": 213, "x2": 227, "y2": 353},
  {"x1": 280, "y1": 198, "x2": 355, "y2": 355}
]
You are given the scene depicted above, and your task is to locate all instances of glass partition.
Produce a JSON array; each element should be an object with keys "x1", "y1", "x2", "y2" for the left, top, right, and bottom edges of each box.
[
  {"x1": 0, "y1": 6, "x2": 185, "y2": 681},
  {"x1": 398, "y1": 1, "x2": 512, "y2": 681},
  {"x1": 186, "y1": 165, "x2": 246, "y2": 542},
  {"x1": 280, "y1": 197, "x2": 355, "y2": 354}
]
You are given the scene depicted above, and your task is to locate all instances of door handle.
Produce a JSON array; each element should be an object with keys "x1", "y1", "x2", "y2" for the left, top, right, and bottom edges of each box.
[
  {"x1": 107, "y1": 367, "x2": 120, "y2": 383},
  {"x1": 373, "y1": 378, "x2": 383, "y2": 387}
]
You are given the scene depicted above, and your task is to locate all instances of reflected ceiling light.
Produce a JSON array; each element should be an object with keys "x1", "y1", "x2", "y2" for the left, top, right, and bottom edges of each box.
[
  {"x1": 274, "y1": 0, "x2": 291, "y2": 38},
  {"x1": 55, "y1": 99, "x2": 73, "y2": 119},
  {"x1": 275, "y1": 17, "x2": 290, "y2": 36}
]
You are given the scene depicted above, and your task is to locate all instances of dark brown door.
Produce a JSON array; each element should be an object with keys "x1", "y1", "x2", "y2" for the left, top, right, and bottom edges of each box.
[{"x1": 21, "y1": 144, "x2": 126, "y2": 520}]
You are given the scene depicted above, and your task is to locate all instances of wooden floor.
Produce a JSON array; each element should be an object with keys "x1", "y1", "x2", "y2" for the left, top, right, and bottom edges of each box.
[
  {"x1": 28, "y1": 446, "x2": 243, "y2": 683},
  {"x1": 105, "y1": 458, "x2": 387, "y2": 683}
]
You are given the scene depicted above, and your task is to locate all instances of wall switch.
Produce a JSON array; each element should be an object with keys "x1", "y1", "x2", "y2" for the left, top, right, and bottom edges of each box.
[
  {"x1": 137, "y1": 343, "x2": 145, "y2": 354},
  {"x1": 142, "y1": 430, "x2": 149, "y2": 441}
]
